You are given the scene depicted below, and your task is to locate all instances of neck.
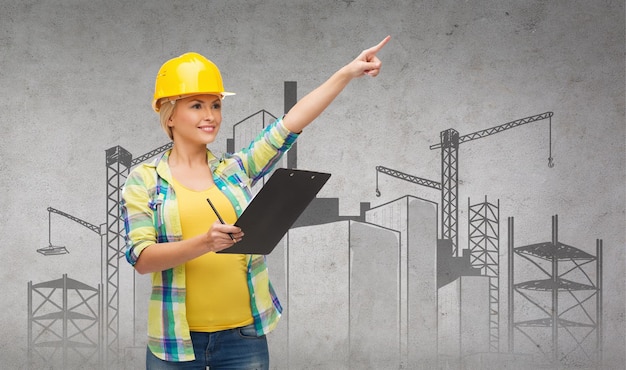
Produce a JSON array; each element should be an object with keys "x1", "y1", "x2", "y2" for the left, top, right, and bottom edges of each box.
[{"x1": 168, "y1": 142, "x2": 207, "y2": 168}]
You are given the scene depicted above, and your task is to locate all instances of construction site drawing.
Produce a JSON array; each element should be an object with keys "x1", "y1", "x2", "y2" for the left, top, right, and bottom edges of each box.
[{"x1": 27, "y1": 85, "x2": 605, "y2": 370}]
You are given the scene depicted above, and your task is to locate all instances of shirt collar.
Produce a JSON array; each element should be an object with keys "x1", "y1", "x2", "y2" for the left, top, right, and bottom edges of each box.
[{"x1": 152, "y1": 149, "x2": 220, "y2": 183}]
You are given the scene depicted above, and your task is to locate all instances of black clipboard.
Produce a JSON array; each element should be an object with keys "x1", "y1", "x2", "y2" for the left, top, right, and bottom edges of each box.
[{"x1": 218, "y1": 168, "x2": 331, "y2": 254}]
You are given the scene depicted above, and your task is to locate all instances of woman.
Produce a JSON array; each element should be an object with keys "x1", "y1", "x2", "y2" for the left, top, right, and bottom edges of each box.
[{"x1": 122, "y1": 36, "x2": 390, "y2": 369}]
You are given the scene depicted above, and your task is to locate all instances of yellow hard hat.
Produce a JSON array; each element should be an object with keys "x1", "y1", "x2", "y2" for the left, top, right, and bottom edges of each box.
[{"x1": 152, "y1": 52, "x2": 235, "y2": 112}]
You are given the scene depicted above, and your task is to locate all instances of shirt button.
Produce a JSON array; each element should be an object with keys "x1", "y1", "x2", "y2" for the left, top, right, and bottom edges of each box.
[{"x1": 221, "y1": 186, "x2": 227, "y2": 190}]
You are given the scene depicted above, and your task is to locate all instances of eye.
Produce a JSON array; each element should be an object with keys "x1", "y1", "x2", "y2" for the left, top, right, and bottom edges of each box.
[
  {"x1": 191, "y1": 103, "x2": 202, "y2": 109},
  {"x1": 212, "y1": 102, "x2": 222, "y2": 110}
]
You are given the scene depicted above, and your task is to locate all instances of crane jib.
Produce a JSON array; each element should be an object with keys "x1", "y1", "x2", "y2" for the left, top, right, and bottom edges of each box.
[{"x1": 429, "y1": 112, "x2": 554, "y2": 150}]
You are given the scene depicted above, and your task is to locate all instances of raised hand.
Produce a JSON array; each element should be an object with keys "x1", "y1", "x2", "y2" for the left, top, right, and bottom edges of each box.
[
  {"x1": 345, "y1": 35, "x2": 391, "y2": 78},
  {"x1": 282, "y1": 35, "x2": 391, "y2": 133}
]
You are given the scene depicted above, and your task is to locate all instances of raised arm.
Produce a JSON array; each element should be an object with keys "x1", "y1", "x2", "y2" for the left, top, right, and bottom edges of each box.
[{"x1": 282, "y1": 36, "x2": 391, "y2": 133}]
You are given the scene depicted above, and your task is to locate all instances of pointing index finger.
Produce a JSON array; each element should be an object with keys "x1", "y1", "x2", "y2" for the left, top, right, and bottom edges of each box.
[{"x1": 368, "y1": 35, "x2": 391, "y2": 55}]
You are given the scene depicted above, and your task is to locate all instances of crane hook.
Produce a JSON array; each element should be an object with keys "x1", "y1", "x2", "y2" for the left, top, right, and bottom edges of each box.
[
  {"x1": 375, "y1": 168, "x2": 381, "y2": 197},
  {"x1": 548, "y1": 157, "x2": 555, "y2": 168}
]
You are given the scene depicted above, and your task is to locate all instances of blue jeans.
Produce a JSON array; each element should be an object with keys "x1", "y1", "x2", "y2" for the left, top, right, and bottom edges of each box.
[{"x1": 145, "y1": 324, "x2": 269, "y2": 369}]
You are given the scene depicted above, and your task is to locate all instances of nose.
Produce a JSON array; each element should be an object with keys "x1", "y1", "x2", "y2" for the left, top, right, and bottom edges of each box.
[{"x1": 203, "y1": 106, "x2": 214, "y2": 121}]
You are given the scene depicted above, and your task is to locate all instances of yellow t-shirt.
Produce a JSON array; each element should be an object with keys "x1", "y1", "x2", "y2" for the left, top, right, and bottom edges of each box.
[{"x1": 171, "y1": 176, "x2": 253, "y2": 332}]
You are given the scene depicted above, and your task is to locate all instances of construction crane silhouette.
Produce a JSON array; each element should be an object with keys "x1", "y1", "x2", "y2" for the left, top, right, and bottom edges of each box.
[
  {"x1": 38, "y1": 207, "x2": 106, "y2": 257},
  {"x1": 376, "y1": 111, "x2": 554, "y2": 256}
]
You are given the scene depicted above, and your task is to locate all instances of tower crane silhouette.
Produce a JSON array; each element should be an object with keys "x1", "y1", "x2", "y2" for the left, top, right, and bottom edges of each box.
[{"x1": 376, "y1": 111, "x2": 554, "y2": 256}]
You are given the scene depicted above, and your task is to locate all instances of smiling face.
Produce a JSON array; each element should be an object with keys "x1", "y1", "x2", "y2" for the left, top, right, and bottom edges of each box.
[{"x1": 167, "y1": 94, "x2": 223, "y2": 145}]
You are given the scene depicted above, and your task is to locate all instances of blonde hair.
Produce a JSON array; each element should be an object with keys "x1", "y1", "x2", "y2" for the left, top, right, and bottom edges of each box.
[{"x1": 158, "y1": 100, "x2": 176, "y2": 140}]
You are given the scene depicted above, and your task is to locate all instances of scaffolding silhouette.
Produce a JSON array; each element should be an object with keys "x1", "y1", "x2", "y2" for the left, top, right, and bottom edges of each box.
[
  {"x1": 468, "y1": 196, "x2": 500, "y2": 352},
  {"x1": 27, "y1": 274, "x2": 101, "y2": 369},
  {"x1": 508, "y1": 215, "x2": 603, "y2": 367}
]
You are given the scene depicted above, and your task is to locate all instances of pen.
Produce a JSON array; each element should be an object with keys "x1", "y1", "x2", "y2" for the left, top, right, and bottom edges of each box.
[{"x1": 206, "y1": 198, "x2": 236, "y2": 242}]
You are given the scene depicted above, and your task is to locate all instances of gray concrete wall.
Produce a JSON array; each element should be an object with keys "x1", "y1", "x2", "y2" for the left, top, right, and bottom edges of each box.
[{"x1": 2, "y1": 1, "x2": 624, "y2": 369}]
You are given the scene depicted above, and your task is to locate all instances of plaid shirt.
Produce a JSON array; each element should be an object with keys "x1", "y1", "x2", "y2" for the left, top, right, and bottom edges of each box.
[{"x1": 122, "y1": 118, "x2": 298, "y2": 362}]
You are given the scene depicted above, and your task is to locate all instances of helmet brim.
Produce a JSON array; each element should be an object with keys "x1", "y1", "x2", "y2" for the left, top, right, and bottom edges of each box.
[{"x1": 153, "y1": 91, "x2": 236, "y2": 112}]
